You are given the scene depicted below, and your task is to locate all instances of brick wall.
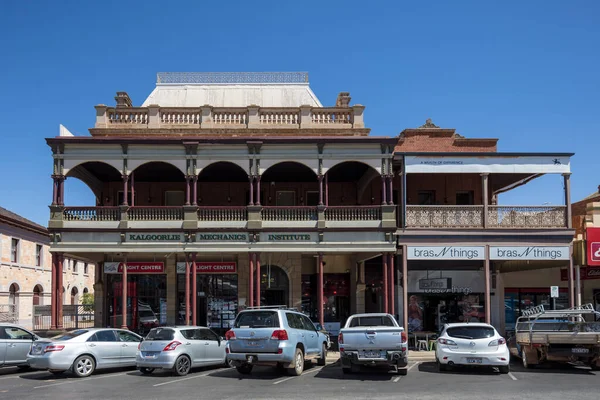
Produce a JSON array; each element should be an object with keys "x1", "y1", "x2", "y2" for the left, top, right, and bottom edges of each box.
[{"x1": 395, "y1": 128, "x2": 498, "y2": 153}]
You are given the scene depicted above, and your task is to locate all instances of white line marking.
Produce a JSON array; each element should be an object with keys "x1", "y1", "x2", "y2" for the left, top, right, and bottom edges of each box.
[
  {"x1": 407, "y1": 362, "x2": 420, "y2": 372},
  {"x1": 273, "y1": 366, "x2": 324, "y2": 385},
  {"x1": 508, "y1": 372, "x2": 518, "y2": 381},
  {"x1": 33, "y1": 371, "x2": 129, "y2": 389},
  {"x1": 393, "y1": 376, "x2": 401, "y2": 383},
  {"x1": 152, "y1": 370, "x2": 215, "y2": 387}
]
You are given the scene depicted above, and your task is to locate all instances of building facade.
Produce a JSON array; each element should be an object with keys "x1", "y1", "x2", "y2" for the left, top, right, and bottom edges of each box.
[
  {"x1": 45, "y1": 72, "x2": 575, "y2": 337},
  {"x1": 0, "y1": 207, "x2": 95, "y2": 329}
]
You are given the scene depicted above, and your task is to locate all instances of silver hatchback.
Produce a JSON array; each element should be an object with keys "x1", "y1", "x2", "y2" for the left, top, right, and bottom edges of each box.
[{"x1": 136, "y1": 326, "x2": 227, "y2": 376}]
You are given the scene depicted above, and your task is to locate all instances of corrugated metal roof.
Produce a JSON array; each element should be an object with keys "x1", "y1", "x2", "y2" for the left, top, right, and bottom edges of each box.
[{"x1": 0, "y1": 206, "x2": 47, "y2": 233}]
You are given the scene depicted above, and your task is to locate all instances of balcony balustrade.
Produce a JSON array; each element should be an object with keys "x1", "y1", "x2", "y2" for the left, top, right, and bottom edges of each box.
[
  {"x1": 198, "y1": 207, "x2": 247, "y2": 221},
  {"x1": 127, "y1": 206, "x2": 184, "y2": 221},
  {"x1": 324, "y1": 206, "x2": 382, "y2": 221},
  {"x1": 63, "y1": 207, "x2": 120, "y2": 221},
  {"x1": 487, "y1": 206, "x2": 567, "y2": 229},
  {"x1": 261, "y1": 206, "x2": 318, "y2": 221},
  {"x1": 405, "y1": 205, "x2": 484, "y2": 228}
]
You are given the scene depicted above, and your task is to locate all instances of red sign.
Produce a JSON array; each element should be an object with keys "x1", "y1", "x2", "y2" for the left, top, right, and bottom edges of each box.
[
  {"x1": 104, "y1": 262, "x2": 165, "y2": 274},
  {"x1": 561, "y1": 267, "x2": 600, "y2": 281},
  {"x1": 588, "y1": 228, "x2": 600, "y2": 266}
]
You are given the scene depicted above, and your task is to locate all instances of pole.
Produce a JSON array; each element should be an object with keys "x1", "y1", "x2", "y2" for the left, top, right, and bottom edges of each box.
[
  {"x1": 402, "y1": 245, "x2": 408, "y2": 330},
  {"x1": 484, "y1": 246, "x2": 491, "y2": 324},
  {"x1": 185, "y1": 254, "x2": 190, "y2": 325},
  {"x1": 389, "y1": 253, "x2": 395, "y2": 316},
  {"x1": 121, "y1": 256, "x2": 128, "y2": 329},
  {"x1": 255, "y1": 254, "x2": 261, "y2": 307},
  {"x1": 50, "y1": 253, "x2": 57, "y2": 329},
  {"x1": 318, "y1": 253, "x2": 324, "y2": 327},
  {"x1": 249, "y1": 253, "x2": 254, "y2": 307},
  {"x1": 192, "y1": 253, "x2": 197, "y2": 325},
  {"x1": 568, "y1": 244, "x2": 575, "y2": 308},
  {"x1": 576, "y1": 265, "x2": 582, "y2": 307},
  {"x1": 57, "y1": 254, "x2": 64, "y2": 329},
  {"x1": 382, "y1": 253, "x2": 388, "y2": 313}
]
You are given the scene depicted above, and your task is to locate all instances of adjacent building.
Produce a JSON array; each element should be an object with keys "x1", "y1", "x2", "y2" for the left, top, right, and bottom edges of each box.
[
  {"x1": 45, "y1": 72, "x2": 575, "y2": 337},
  {"x1": 0, "y1": 207, "x2": 95, "y2": 329}
]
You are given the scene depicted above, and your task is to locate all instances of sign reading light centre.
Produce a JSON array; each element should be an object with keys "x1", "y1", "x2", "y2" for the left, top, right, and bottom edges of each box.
[
  {"x1": 104, "y1": 262, "x2": 165, "y2": 274},
  {"x1": 176, "y1": 262, "x2": 237, "y2": 274}
]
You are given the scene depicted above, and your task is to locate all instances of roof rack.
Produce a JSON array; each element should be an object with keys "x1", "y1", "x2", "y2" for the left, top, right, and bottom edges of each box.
[
  {"x1": 244, "y1": 305, "x2": 299, "y2": 311},
  {"x1": 521, "y1": 303, "x2": 599, "y2": 318}
]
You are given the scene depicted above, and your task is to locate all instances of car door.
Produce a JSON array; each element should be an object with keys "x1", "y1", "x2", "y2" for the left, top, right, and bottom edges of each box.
[
  {"x1": 0, "y1": 327, "x2": 8, "y2": 366},
  {"x1": 116, "y1": 330, "x2": 142, "y2": 366},
  {"x1": 4, "y1": 326, "x2": 35, "y2": 365},
  {"x1": 198, "y1": 328, "x2": 224, "y2": 365},
  {"x1": 300, "y1": 315, "x2": 319, "y2": 355},
  {"x1": 86, "y1": 330, "x2": 122, "y2": 368},
  {"x1": 180, "y1": 328, "x2": 205, "y2": 366}
]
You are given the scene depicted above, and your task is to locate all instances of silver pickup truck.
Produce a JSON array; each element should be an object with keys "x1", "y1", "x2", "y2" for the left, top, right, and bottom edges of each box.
[{"x1": 338, "y1": 313, "x2": 408, "y2": 375}]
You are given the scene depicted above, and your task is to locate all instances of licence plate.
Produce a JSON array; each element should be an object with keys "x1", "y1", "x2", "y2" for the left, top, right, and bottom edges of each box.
[
  {"x1": 572, "y1": 348, "x2": 589, "y2": 354},
  {"x1": 143, "y1": 351, "x2": 159, "y2": 358},
  {"x1": 247, "y1": 341, "x2": 259, "y2": 347},
  {"x1": 466, "y1": 358, "x2": 482, "y2": 364},
  {"x1": 363, "y1": 351, "x2": 381, "y2": 358}
]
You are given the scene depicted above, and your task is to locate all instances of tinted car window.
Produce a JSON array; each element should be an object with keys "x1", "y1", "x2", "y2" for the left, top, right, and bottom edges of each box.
[
  {"x1": 286, "y1": 313, "x2": 302, "y2": 329},
  {"x1": 446, "y1": 326, "x2": 495, "y2": 339},
  {"x1": 180, "y1": 329, "x2": 196, "y2": 340},
  {"x1": 301, "y1": 315, "x2": 317, "y2": 331},
  {"x1": 53, "y1": 330, "x2": 88, "y2": 341},
  {"x1": 118, "y1": 331, "x2": 141, "y2": 342},
  {"x1": 235, "y1": 311, "x2": 280, "y2": 328},
  {"x1": 349, "y1": 316, "x2": 394, "y2": 327},
  {"x1": 89, "y1": 330, "x2": 117, "y2": 342},
  {"x1": 146, "y1": 328, "x2": 175, "y2": 341},
  {"x1": 198, "y1": 329, "x2": 218, "y2": 341},
  {"x1": 5, "y1": 327, "x2": 32, "y2": 340}
]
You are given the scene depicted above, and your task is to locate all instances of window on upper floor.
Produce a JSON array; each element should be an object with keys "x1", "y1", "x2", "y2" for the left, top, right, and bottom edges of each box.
[
  {"x1": 84, "y1": 263, "x2": 89, "y2": 275},
  {"x1": 11, "y1": 239, "x2": 19, "y2": 263},
  {"x1": 417, "y1": 190, "x2": 436, "y2": 205},
  {"x1": 36, "y1": 244, "x2": 43, "y2": 266},
  {"x1": 456, "y1": 190, "x2": 475, "y2": 205},
  {"x1": 73, "y1": 260, "x2": 78, "y2": 273}
]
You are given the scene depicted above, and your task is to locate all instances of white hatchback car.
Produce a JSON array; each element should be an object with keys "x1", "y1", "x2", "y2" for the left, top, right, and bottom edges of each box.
[{"x1": 435, "y1": 323, "x2": 510, "y2": 373}]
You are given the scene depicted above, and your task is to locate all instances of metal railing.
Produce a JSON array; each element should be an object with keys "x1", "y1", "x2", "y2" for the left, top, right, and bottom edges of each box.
[
  {"x1": 0, "y1": 304, "x2": 18, "y2": 323},
  {"x1": 488, "y1": 206, "x2": 567, "y2": 228},
  {"x1": 33, "y1": 305, "x2": 95, "y2": 331},
  {"x1": 128, "y1": 206, "x2": 184, "y2": 221},
  {"x1": 405, "y1": 205, "x2": 484, "y2": 228},
  {"x1": 324, "y1": 206, "x2": 381, "y2": 221}
]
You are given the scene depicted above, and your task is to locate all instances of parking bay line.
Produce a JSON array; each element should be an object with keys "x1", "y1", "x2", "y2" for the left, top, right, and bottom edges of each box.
[
  {"x1": 152, "y1": 370, "x2": 217, "y2": 387},
  {"x1": 393, "y1": 361, "x2": 420, "y2": 383},
  {"x1": 508, "y1": 372, "x2": 518, "y2": 381},
  {"x1": 273, "y1": 366, "x2": 325, "y2": 385},
  {"x1": 33, "y1": 371, "x2": 130, "y2": 389}
]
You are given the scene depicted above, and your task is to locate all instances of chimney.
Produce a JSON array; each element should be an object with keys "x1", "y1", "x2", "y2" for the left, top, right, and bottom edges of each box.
[
  {"x1": 597, "y1": 185, "x2": 600, "y2": 194},
  {"x1": 336, "y1": 92, "x2": 351, "y2": 107},
  {"x1": 115, "y1": 92, "x2": 132, "y2": 108}
]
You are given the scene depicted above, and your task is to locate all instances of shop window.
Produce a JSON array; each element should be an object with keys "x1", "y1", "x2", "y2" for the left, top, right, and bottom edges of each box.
[
  {"x1": 11, "y1": 238, "x2": 19, "y2": 263},
  {"x1": 276, "y1": 191, "x2": 296, "y2": 206},
  {"x1": 35, "y1": 244, "x2": 42, "y2": 267},
  {"x1": 164, "y1": 191, "x2": 185, "y2": 206},
  {"x1": 456, "y1": 191, "x2": 474, "y2": 205},
  {"x1": 417, "y1": 191, "x2": 435, "y2": 205}
]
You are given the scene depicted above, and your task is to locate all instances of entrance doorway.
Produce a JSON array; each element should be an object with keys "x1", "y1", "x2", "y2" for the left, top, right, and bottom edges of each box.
[{"x1": 260, "y1": 265, "x2": 289, "y2": 306}]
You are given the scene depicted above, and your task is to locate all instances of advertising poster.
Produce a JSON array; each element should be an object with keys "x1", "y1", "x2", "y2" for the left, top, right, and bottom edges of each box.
[{"x1": 408, "y1": 294, "x2": 424, "y2": 333}]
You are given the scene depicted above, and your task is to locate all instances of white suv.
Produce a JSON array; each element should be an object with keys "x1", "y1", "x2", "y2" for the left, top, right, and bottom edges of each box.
[{"x1": 435, "y1": 323, "x2": 510, "y2": 373}]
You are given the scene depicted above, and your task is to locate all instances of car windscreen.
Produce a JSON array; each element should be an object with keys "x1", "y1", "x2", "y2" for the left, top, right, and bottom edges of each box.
[
  {"x1": 52, "y1": 329, "x2": 88, "y2": 341},
  {"x1": 234, "y1": 311, "x2": 280, "y2": 328},
  {"x1": 145, "y1": 328, "x2": 175, "y2": 341},
  {"x1": 446, "y1": 326, "x2": 495, "y2": 339},
  {"x1": 349, "y1": 316, "x2": 395, "y2": 327}
]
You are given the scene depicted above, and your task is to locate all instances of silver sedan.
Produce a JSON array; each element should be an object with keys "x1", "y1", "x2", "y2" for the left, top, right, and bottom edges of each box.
[
  {"x1": 0, "y1": 323, "x2": 42, "y2": 369},
  {"x1": 27, "y1": 328, "x2": 142, "y2": 377}
]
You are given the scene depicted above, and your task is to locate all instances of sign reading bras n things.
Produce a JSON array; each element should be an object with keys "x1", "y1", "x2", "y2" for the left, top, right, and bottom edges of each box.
[
  {"x1": 587, "y1": 228, "x2": 600, "y2": 266},
  {"x1": 407, "y1": 246, "x2": 485, "y2": 260},
  {"x1": 489, "y1": 246, "x2": 570, "y2": 260},
  {"x1": 176, "y1": 262, "x2": 237, "y2": 274},
  {"x1": 104, "y1": 262, "x2": 165, "y2": 274}
]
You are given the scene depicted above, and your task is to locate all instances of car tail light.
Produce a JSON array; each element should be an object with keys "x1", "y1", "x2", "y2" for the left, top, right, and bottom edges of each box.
[
  {"x1": 401, "y1": 332, "x2": 408, "y2": 343},
  {"x1": 44, "y1": 345, "x2": 65, "y2": 353},
  {"x1": 438, "y1": 338, "x2": 457, "y2": 346},
  {"x1": 225, "y1": 330, "x2": 236, "y2": 340},
  {"x1": 163, "y1": 341, "x2": 182, "y2": 351},
  {"x1": 338, "y1": 333, "x2": 343, "y2": 344},
  {"x1": 225, "y1": 347, "x2": 229, "y2": 354},
  {"x1": 271, "y1": 330, "x2": 288, "y2": 340},
  {"x1": 489, "y1": 338, "x2": 506, "y2": 346},
  {"x1": 138, "y1": 342, "x2": 141, "y2": 350}
]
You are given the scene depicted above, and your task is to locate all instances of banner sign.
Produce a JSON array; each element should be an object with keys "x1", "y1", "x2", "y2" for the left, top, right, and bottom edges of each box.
[
  {"x1": 176, "y1": 262, "x2": 237, "y2": 274},
  {"x1": 104, "y1": 262, "x2": 165, "y2": 274},
  {"x1": 561, "y1": 267, "x2": 600, "y2": 281},
  {"x1": 407, "y1": 246, "x2": 485, "y2": 260},
  {"x1": 587, "y1": 228, "x2": 600, "y2": 266},
  {"x1": 419, "y1": 278, "x2": 452, "y2": 290},
  {"x1": 490, "y1": 246, "x2": 570, "y2": 260},
  {"x1": 126, "y1": 233, "x2": 183, "y2": 241}
]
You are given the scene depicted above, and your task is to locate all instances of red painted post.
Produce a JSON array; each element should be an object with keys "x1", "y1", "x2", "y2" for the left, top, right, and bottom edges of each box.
[
  {"x1": 381, "y1": 175, "x2": 387, "y2": 205},
  {"x1": 122, "y1": 175, "x2": 129, "y2": 206},
  {"x1": 130, "y1": 172, "x2": 135, "y2": 206},
  {"x1": 185, "y1": 176, "x2": 191, "y2": 205},
  {"x1": 249, "y1": 253, "x2": 254, "y2": 307},
  {"x1": 382, "y1": 254, "x2": 388, "y2": 313},
  {"x1": 192, "y1": 253, "x2": 197, "y2": 325},
  {"x1": 50, "y1": 253, "x2": 57, "y2": 329},
  {"x1": 255, "y1": 176, "x2": 261, "y2": 206},
  {"x1": 192, "y1": 176, "x2": 198, "y2": 206},
  {"x1": 185, "y1": 254, "x2": 190, "y2": 325},
  {"x1": 318, "y1": 175, "x2": 324, "y2": 206},
  {"x1": 388, "y1": 175, "x2": 394, "y2": 205},
  {"x1": 248, "y1": 176, "x2": 254, "y2": 206},
  {"x1": 121, "y1": 258, "x2": 128, "y2": 329},
  {"x1": 389, "y1": 253, "x2": 395, "y2": 316},
  {"x1": 325, "y1": 172, "x2": 329, "y2": 206},
  {"x1": 255, "y1": 254, "x2": 261, "y2": 307},
  {"x1": 57, "y1": 254, "x2": 64, "y2": 329},
  {"x1": 52, "y1": 177, "x2": 58, "y2": 205},
  {"x1": 318, "y1": 253, "x2": 324, "y2": 327}
]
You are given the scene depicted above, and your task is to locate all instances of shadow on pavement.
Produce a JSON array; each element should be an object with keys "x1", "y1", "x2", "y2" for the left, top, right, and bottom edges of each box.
[
  {"x1": 418, "y1": 361, "x2": 505, "y2": 376},
  {"x1": 510, "y1": 360, "x2": 597, "y2": 375},
  {"x1": 312, "y1": 362, "x2": 398, "y2": 381},
  {"x1": 20, "y1": 366, "x2": 136, "y2": 381},
  {"x1": 126, "y1": 365, "x2": 230, "y2": 378}
]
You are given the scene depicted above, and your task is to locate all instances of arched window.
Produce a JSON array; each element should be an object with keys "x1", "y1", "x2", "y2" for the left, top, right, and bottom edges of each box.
[
  {"x1": 9, "y1": 283, "x2": 19, "y2": 305},
  {"x1": 71, "y1": 287, "x2": 79, "y2": 305},
  {"x1": 33, "y1": 284, "x2": 43, "y2": 306},
  {"x1": 260, "y1": 265, "x2": 290, "y2": 306}
]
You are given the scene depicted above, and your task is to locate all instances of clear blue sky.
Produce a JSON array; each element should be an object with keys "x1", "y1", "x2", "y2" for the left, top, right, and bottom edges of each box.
[{"x1": 0, "y1": 0, "x2": 598, "y2": 225}]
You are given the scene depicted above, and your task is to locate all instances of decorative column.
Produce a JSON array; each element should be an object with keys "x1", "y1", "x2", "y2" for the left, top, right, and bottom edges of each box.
[
  {"x1": 255, "y1": 176, "x2": 261, "y2": 206},
  {"x1": 57, "y1": 254, "x2": 64, "y2": 329},
  {"x1": 481, "y1": 173, "x2": 489, "y2": 228},
  {"x1": 387, "y1": 175, "x2": 394, "y2": 205},
  {"x1": 130, "y1": 172, "x2": 135, "y2": 206},
  {"x1": 484, "y1": 246, "x2": 491, "y2": 324},
  {"x1": 185, "y1": 254, "x2": 191, "y2": 325},
  {"x1": 325, "y1": 172, "x2": 329, "y2": 206},
  {"x1": 52, "y1": 176, "x2": 58, "y2": 205},
  {"x1": 318, "y1": 175, "x2": 324, "y2": 206},
  {"x1": 318, "y1": 253, "x2": 324, "y2": 327},
  {"x1": 563, "y1": 173, "x2": 572, "y2": 228},
  {"x1": 121, "y1": 256, "x2": 128, "y2": 329},
  {"x1": 248, "y1": 176, "x2": 254, "y2": 206},
  {"x1": 382, "y1": 253, "x2": 388, "y2": 313},
  {"x1": 122, "y1": 175, "x2": 129, "y2": 206},
  {"x1": 185, "y1": 176, "x2": 191, "y2": 206},
  {"x1": 255, "y1": 254, "x2": 261, "y2": 307},
  {"x1": 54, "y1": 176, "x2": 65, "y2": 206},
  {"x1": 402, "y1": 245, "x2": 408, "y2": 331},
  {"x1": 389, "y1": 253, "x2": 395, "y2": 316},
  {"x1": 192, "y1": 176, "x2": 198, "y2": 206},
  {"x1": 50, "y1": 253, "x2": 58, "y2": 329},
  {"x1": 249, "y1": 253, "x2": 254, "y2": 307},
  {"x1": 381, "y1": 175, "x2": 387, "y2": 205},
  {"x1": 568, "y1": 243, "x2": 575, "y2": 308},
  {"x1": 192, "y1": 253, "x2": 198, "y2": 325}
]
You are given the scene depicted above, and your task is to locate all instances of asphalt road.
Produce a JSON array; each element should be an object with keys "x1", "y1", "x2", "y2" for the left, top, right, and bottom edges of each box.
[{"x1": 1, "y1": 359, "x2": 599, "y2": 400}]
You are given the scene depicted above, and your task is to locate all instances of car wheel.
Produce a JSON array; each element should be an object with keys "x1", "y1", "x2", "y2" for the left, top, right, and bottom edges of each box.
[
  {"x1": 317, "y1": 343, "x2": 327, "y2": 366},
  {"x1": 287, "y1": 348, "x2": 304, "y2": 376},
  {"x1": 173, "y1": 355, "x2": 191, "y2": 376},
  {"x1": 17, "y1": 365, "x2": 31, "y2": 371},
  {"x1": 437, "y1": 360, "x2": 447, "y2": 372},
  {"x1": 72, "y1": 355, "x2": 96, "y2": 378},
  {"x1": 498, "y1": 365, "x2": 510, "y2": 374},
  {"x1": 225, "y1": 359, "x2": 234, "y2": 368},
  {"x1": 590, "y1": 363, "x2": 600, "y2": 371},
  {"x1": 522, "y1": 349, "x2": 534, "y2": 369},
  {"x1": 139, "y1": 367, "x2": 155, "y2": 375},
  {"x1": 236, "y1": 364, "x2": 253, "y2": 375}
]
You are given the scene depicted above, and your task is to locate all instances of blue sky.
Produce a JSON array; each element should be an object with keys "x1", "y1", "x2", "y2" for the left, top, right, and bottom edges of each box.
[{"x1": 0, "y1": 0, "x2": 598, "y2": 225}]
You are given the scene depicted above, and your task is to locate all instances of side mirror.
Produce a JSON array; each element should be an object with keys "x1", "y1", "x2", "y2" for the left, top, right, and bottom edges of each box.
[{"x1": 32, "y1": 335, "x2": 38, "y2": 341}]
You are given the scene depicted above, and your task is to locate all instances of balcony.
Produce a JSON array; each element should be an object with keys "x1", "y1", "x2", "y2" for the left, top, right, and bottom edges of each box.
[{"x1": 405, "y1": 205, "x2": 567, "y2": 229}]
